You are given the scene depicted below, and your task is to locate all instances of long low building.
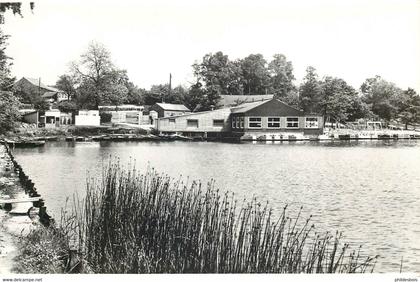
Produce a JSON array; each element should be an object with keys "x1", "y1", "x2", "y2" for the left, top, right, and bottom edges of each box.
[
  {"x1": 157, "y1": 98, "x2": 324, "y2": 139},
  {"x1": 157, "y1": 107, "x2": 232, "y2": 138}
]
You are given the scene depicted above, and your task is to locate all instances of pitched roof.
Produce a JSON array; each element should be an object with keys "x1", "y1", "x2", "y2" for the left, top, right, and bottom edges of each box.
[
  {"x1": 231, "y1": 98, "x2": 303, "y2": 115},
  {"x1": 22, "y1": 77, "x2": 61, "y2": 92},
  {"x1": 42, "y1": 91, "x2": 58, "y2": 98},
  {"x1": 158, "y1": 107, "x2": 230, "y2": 120},
  {"x1": 155, "y1": 103, "x2": 190, "y2": 111},
  {"x1": 219, "y1": 94, "x2": 274, "y2": 107},
  {"x1": 230, "y1": 100, "x2": 272, "y2": 113},
  {"x1": 19, "y1": 109, "x2": 38, "y2": 115}
]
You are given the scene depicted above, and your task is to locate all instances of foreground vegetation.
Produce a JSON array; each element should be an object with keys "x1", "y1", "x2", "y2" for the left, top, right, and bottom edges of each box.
[{"x1": 37, "y1": 160, "x2": 378, "y2": 274}]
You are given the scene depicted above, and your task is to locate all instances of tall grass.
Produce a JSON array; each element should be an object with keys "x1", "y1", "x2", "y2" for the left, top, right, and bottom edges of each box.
[{"x1": 64, "y1": 159, "x2": 378, "y2": 273}]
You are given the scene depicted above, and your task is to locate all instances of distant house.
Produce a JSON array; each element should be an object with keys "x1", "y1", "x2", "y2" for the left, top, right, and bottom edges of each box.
[
  {"x1": 218, "y1": 94, "x2": 274, "y2": 108},
  {"x1": 150, "y1": 103, "x2": 191, "y2": 118},
  {"x1": 13, "y1": 77, "x2": 68, "y2": 103}
]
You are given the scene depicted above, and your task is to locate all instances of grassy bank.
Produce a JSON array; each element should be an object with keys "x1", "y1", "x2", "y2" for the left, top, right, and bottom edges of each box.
[{"x1": 52, "y1": 160, "x2": 378, "y2": 274}]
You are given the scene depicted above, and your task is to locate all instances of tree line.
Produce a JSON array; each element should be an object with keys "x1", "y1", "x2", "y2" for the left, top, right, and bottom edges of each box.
[{"x1": 1, "y1": 34, "x2": 420, "y2": 132}]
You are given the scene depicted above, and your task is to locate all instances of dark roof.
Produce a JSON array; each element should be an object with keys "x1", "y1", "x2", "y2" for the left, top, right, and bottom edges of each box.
[
  {"x1": 231, "y1": 100, "x2": 272, "y2": 113},
  {"x1": 219, "y1": 94, "x2": 274, "y2": 107},
  {"x1": 155, "y1": 103, "x2": 190, "y2": 111},
  {"x1": 21, "y1": 77, "x2": 62, "y2": 93},
  {"x1": 42, "y1": 91, "x2": 58, "y2": 98},
  {"x1": 19, "y1": 109, "x2": 38, "y2": 115},
  {"x1": 231, "y1": 98, "x2": 303, "y2": 116}
]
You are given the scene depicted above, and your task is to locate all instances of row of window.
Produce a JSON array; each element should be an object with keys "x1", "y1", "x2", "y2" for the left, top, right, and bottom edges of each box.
[
  {"x1": 166, "y1": 117, "x2": 319, "y2": 129},
  {"x1": 169, "y1": 118, "x2": 225, "y2": 128},
  {"x1": 232, "y1": 117, "x2": 319, "y2": 129}
]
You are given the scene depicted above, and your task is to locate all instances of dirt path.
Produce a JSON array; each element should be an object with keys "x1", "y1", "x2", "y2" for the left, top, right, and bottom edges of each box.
[{"x1": 0, "y1": 145, "x2": 38, "y2": 274}]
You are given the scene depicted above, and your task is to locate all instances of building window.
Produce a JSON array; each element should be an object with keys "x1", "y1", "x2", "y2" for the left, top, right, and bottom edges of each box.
[
  {"x1": 286, "y1": 117, "x2": 299, "y2": 128},
  {"x1": 169, "y1": 118, "x2": 176, "y2": 124},
  {"x1": 187, "y1": 119, "x2": 199, "y2": 128},
  {"x1": 268, "y1": 117, "x2": 280, "y2": 128},
  {"x1": 232, "y1": 117, "x2": 236, "y2": 128},
  {"x1": 240, "y1": 117, "x2": 244, "y2": 128},
  {"x1": 236, "y1": 117, "x2": 240, "y2": 128},
  {"x1": 249, "y1": 117, "x2": 262, "y2": 128},
  {"x1": 213, "y1": 119, "x2": 224, "y2": 127},
  {"x1": 305, "y1": 117, "x2": 318, "y2": 128}
]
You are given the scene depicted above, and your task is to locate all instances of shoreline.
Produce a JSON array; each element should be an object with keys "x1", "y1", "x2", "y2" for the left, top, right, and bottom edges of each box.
[
  {"x1": 1, "y1": 125, "x2": 419, "y2": 145},
  {"x1": 0, "y1": 144, "x2": 53, "y2": 274}
]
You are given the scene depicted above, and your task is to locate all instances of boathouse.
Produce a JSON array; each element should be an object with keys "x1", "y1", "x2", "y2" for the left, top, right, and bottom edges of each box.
[
  {"x1": 230, "y1": 99, "x2": 323, "y2": 138},
  {"x1": 157, "y1": 108, "x2": 232, "y2": 138},
  {"x1": 156, "y1": 98, "x2": 323, "y2": 139}
]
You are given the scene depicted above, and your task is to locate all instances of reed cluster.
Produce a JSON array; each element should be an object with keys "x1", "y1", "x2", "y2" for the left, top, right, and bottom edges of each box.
[{"x1": 65, "y1": 159, "x2": 378, "y2": 273}]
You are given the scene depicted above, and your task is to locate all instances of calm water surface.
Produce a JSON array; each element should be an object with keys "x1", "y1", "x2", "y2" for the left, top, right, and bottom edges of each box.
[{"x1": 13, "y1": 140, "x2": 420, "y2": 272}]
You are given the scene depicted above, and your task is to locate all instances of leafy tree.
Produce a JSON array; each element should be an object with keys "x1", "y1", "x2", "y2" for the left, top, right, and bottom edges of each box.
[
  {"x1": 192, "y1": 52, "x2": 233, "y2": 107},
  {"x1": 184, "y1": 82, "x2": 207, "y2": 112},
  {"x1": 360, "y1": 76, "x2": 402, "y2": 121},
  {"x1": 240, "y1": 54, "x2": 270, "y2": 95},
  {"x1": 279, "y1": 91, "x2": 299, "y2": 108},
  {"x1": 0, "y1": 2, "x2": 34, "y2": 24},
  {"x1": 71, "y1": 42, "x2": 128, "y2": 109},
  {"x1": 0, "y1": 91, "x2": 20, "y2": 134},
  {"x1": 268, "y1": 54, "x2": 296, "y2": 98},
  {"x1": 396, "y1": 88, "x2": 420, "y2": 129},
  {"x1": 0, "y1": 29, "x2": 14, "y2": 90},
  {"x1": 318, "y1": 77, "x2": 361, "y2": 124},
  {"x1": 55, "y1": 74, "x2": 77, "y2": 100},
  {"x1": 299, "y1": 66, "x2": 321, "y2": 113},
  {"x1": 32, "y1": 95, "x2": 50, "y2": 112},
  {"x1": 58, "y1": 100, "x2": 78, "y2": 113},
  {"x1": 168, "y1": 85, "x2": 188, "y2": 104},
  {"x1": 226, "y1": 60, "x2": 244, "y2": 96},
  {"x1": 125, "y1": 82, "x2": 146, "y2": 105}
]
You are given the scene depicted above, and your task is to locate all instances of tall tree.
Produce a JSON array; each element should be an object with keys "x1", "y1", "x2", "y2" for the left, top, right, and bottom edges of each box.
[
  {"x1": 0, "y1": 29, "x2": 14, "y2": 90},
  {"x1": 299, "y1": 66, "x2": 321, "y2": 113},
  {"x1": 0, "y1": 91, "x2": 20, "y2": 134},
  {"x1": 125, "y1": 82, "x2": 146, "y2": 105},
  {"x1": 71, "y1": 42, "x2": 128, "y2": 109},
  {"x1": 396, "y1": 88, "x2": 420, "y2": 129},
  {"x1": 360, "y1": 76, "x2": 402, "y2": 121},
  {"x1": 318, "y1": 77, "x2": 361, "y2": 123},
  {"x1": 55, "y1": 74, "x2": 77, "y2": 100},
  {"x1": 185, "y1": 82, "x2": 207, "y2": 112},
  {"x1": 240, "y1": 54, "x2": 270, "y2": 95},
  {"x1": 192, "y1": 51, "x2": 237, "y2": 109},
  {"x1": 268, "y1": 54, "x2": 296, "y2": 98}
]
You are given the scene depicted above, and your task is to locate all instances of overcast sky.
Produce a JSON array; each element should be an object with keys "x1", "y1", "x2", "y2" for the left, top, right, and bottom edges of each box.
[{"x1": 2, "y1": 0, "x2": 419, "y2": 92}]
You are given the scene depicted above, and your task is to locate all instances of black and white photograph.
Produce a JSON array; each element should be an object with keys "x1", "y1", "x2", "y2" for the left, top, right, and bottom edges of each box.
[{"x1": 0, "y1": 0, "x2": 419, "y2": 281}]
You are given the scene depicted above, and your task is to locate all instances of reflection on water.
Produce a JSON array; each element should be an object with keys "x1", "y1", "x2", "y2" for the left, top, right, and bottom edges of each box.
[{"x1": 13, "y1": 140, "x2": 420, "y2": 272}]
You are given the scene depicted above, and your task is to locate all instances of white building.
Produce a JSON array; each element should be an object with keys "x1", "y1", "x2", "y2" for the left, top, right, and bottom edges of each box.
[{"x1": 75, "y1": 110, "x2": 100, "y2": 126}]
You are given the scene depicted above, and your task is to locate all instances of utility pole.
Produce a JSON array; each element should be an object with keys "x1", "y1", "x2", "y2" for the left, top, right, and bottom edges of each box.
[{"x1": 169, "y1": 73, "x2": 172, "y2": 97}]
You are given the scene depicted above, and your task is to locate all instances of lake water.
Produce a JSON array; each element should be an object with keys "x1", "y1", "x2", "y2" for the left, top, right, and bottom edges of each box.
[{"x1": 13, "y1": 140, "x2": 420, "y2": 273}]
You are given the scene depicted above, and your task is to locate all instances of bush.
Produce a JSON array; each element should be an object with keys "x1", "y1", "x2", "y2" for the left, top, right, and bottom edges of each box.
[
  {"x1": 0, "y1": 91, "x2": 21, "y2": 134},
  {"x1": 58, "y1": 101, "x2": 78, "y2": 113},
  {"x1": 99, "y1": 112, "x2": 112, "y2": 123},
  {"x1": 13, "y1": 226, "x2": 68, "y2": 273}
]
